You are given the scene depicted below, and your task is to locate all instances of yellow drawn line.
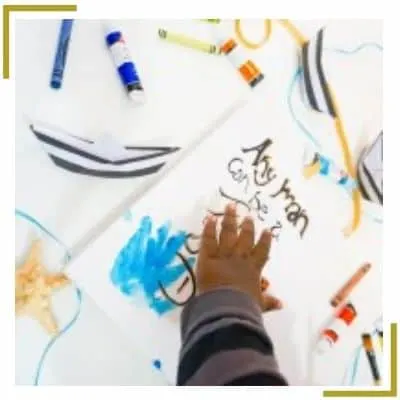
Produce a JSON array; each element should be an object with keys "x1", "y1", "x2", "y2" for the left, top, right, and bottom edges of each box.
[
  {"x1": 234, "y1": 19, "x2": 272, "y2": 50},
  {"x1": 279, "y1": 20, "x2": 361, "y2": 235},
  {"x1": 278, "y1": 19, "x2": 307, "y2": 47},
  {"x1": 330, "y1": 86, "x2": 362, "y2": 235}
]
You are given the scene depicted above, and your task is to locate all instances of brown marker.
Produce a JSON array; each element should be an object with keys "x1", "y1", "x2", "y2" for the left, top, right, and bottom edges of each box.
[{"x1": 330, "y1": 263, "x2": 371, "y2": 307}]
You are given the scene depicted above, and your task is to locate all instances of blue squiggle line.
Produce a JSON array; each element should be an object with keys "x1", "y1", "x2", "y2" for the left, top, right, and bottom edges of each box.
[
  {"x1": 34, "y1": 287, "x2": 82, "y2": 385},
  {"x1": 287, "y1": 43, "x2": 383, "y2": 225},
  {"x1": 350, "y1": 345, "x2": 363, "y2": 385},
  {"x1": 287, "y1": 67, "x2": 322, "y2": 149},
  {"x1": 288, "y1": 42, "x2": 382, "y2": 148},
  {"x1": 287, "y1": 43, "x2": 383, "y2": 150},
  {"x1": 348, "y1": 330, "x2": 381, "y2": 385},
  {"x1": 15, "y1": 209, "x2": 80, "y2": 385},
  {"x1": 368, "y1": 214, "x2": 383, "y2": 224},
  {"x1": 15, "y1": 209, "x2": 71, "y2": 262},
  {"x1": 341, "y1": 345, "x2": 361, "y2": 385},
  {"x1": 325, "y1": 43, "x2": 383, "y2": 55},
  {"x1": 341, "y1": 317, "x2": 382, "y2": 385}
]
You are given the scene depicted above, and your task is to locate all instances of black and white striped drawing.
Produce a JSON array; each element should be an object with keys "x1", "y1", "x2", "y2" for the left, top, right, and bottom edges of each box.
[{"x1": 30, "y1": 122, "x2": 180, "y2": 178}]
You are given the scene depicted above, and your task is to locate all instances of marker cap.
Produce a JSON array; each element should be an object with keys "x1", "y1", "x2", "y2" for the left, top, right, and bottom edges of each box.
[
  {"x1": 128, "y1": 90, "x2": 146, "y2": 104},
  {"x1": 103, "y1": 21, "x2": 120, "y2": 36},
  {"x1": 316, "y1": 338, "x2": 332, "y2": 354}
]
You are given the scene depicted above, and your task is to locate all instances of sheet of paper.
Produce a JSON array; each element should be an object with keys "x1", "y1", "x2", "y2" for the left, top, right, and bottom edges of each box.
[{"x1": 66, "y1": 95, "x2": 382, "y2": 385}]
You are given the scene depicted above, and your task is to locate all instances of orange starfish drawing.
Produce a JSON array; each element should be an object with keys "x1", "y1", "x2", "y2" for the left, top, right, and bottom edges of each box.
[{"x1": 15, "y1": 240, "x2": 70, "y2": 335}]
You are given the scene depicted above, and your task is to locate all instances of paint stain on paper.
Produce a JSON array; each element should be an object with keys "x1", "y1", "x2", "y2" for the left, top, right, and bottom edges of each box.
[{"x1": 110, "y1": 216, "x2": 195, "y2": 315}]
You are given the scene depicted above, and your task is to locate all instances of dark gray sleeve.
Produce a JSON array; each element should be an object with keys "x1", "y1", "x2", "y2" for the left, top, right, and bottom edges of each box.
[{"x1": 177, "y1": 288, "x2": 288, "y2": 386}]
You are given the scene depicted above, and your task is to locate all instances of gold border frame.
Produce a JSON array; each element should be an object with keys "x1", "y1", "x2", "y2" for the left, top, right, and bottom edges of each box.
[
  {"x1": 2, "y1": 4, "x2": 77, "y2": 79},
  {"x1": 4, "y1": 12, "x2": 395, "y2": 395},
  {"x1": 324, "y1": 323, "x2": 397, "y2": 397}
]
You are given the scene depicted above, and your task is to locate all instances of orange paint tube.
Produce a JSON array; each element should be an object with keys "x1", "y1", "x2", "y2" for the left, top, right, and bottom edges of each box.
[{"x1": 214, "y1": 32, "x2": 264, "y2": 88}]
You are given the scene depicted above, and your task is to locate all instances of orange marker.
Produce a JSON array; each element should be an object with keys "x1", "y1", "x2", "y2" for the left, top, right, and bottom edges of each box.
[
  {"x1": 214, "y1": 32, "x2": 264, "y2": 88},
  {"x1": 330, "y1": 263, "x2": 371, "y2": 307}
]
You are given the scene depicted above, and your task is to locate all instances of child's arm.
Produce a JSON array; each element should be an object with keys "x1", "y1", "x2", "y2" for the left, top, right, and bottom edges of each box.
[
  {"x1": 178, "y1": 288, "x2": 288, "y2": 385},
  {"x1": 177, "y1": 203, "x2": 287, "y2": 386}
]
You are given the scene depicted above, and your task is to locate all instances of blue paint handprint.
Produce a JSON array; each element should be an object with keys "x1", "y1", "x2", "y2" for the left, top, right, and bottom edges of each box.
[{"x1": 110, "y1": 216, "x2": 195, "y2": 315}]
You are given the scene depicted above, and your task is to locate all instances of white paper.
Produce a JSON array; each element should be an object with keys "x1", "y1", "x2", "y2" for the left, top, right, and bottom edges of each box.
[{"x1": 66, "y1": 95, "x2": 382, "y2": 385}]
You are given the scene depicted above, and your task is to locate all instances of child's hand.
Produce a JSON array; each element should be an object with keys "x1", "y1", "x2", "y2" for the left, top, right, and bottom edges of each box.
[{"x1": 196, "y1": 202, "x2": 282, "y2": 312}]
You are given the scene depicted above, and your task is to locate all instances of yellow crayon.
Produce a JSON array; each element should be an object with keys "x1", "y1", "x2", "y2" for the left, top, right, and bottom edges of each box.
[
  {"x1": 158, "y1": 29, "x2": 220, "y2": 55},
  {"x1": 200, "y1": 19, "x2": 221, "y2": 24},
  {"x1": 377, "y1": 330, "x2": 383, "y2": 351}
]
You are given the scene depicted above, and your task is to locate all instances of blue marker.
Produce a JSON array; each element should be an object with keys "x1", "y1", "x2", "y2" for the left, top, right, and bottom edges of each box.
[
  {"x1": 104, "y1": 23, "x2": 145, "y2": 104},
  {"x1": 50, "y1": 19, "x2": 74, "y2": 89}
]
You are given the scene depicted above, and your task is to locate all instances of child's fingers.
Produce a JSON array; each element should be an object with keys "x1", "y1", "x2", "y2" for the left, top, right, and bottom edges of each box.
[
  {"x1": 200, "y1": 215, "x2": 218, "y2": 257},
  {"x1": 235, "y1": 216, "x2": 255, "y2": 256},
  {"x1": 219, "y1": 203, "x2": 238, "y2": 257},
  {"x1": 260, "y1": 277, "x2": 269, "y2": 292},
  {"x1": 260, "y1": 294, "x2": 283, "y2": 312},
  {"x1": 252, "y1": 229, "x2": 272, "y2": 271}
]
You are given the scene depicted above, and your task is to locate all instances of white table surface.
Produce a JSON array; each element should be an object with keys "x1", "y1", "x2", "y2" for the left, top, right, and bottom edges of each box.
[{"x1": 15, "y1": 18, "x2": 247, "y2": 386}]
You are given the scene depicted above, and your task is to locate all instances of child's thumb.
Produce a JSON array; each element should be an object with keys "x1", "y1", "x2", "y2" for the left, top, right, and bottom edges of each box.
[{"x1": 260, "y1": 294, "x2": 283, "y2": 312}]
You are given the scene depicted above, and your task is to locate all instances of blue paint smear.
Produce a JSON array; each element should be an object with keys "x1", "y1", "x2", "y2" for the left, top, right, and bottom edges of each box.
[
  {"x1": 110, "y1": 216, "x2": 195, "y2": 315},
  {"x1": 152, "y1": 359, "x2": 162, "y2": 370}
]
